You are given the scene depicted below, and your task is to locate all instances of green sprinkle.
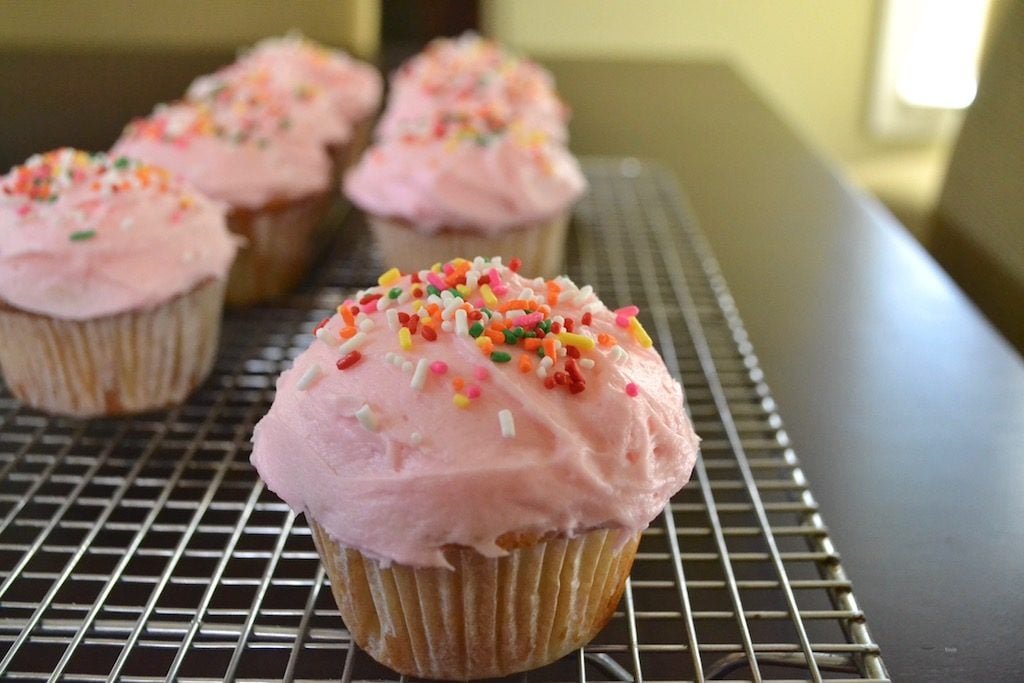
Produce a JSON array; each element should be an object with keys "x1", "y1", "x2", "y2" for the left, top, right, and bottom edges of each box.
[
  {"x1": 490, "y1": 351, "x2": 512, "y2": 363},
  {"x1": 523, "y1": 330, "x2": 537, "y2": 338},
  {"x1": 469, "y1": 322, "x2": 484, "y2": 338},
  {"x1": 537, "y1": 347, "x2": 545, "y2": 358},
  {"x1": 388, "y1": 287, "x2": 402, "y2": 300},
  {"x1": 512, "y1": 326, "x2": 525, "y2": 338},
  {"x1": 480, "y1": 307, "x2": 493, "y2": 318},
  {"x1": 69, "y1": 229, "x2": 96, "y2": 242},
  {"x1": 502, "y1": 330, "x2": 517, "y2": 345},
  {"x1": 113, "y1": 156, "x2": 130, "y2": 169},
  {"x1": 448, "y1": 287, "x2": 463, "y2": 299},
  {"x1": 426, "y1": 284, "x2": 441, "y2": 297},
  {"x1": 537, "y1": 320, "x2": 552, "y2": 334}
]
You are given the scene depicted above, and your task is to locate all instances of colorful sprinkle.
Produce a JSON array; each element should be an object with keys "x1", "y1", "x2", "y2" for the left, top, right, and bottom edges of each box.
[
  {"x1": 410, "y1": 358, "x2": 430, "y2": 391},
  {"x1": 452, "y1": 393, "x2": 471, "y2": 409},
  {"x1": 490, "y1": 351, "x2": 512, "y2": 363},
  {"x1": 625, "y1": 382, "x2": 639, "y2": 397},
  {"x1": 355, "y1": 404, "x2": 380, "y2": 432},
  {"x1": 296, "y1": 365, "x2": 322, "y2": 391},
  {"x1": 378, "y1": 267, "x2": 401, "y2": 287},
  {"x1": 316, "y1": 327, "x2": 340, "y2": 347},
  {"x1": 338, "y1": 332, "x2": 368, "y2": 355},
  {"x1": 557, "y1": 331, "x2": 596, "y2": 351},
  {"x1": 336, "y1": 351, "x2": 362, "y2": 370},
  {"x1": 69, "y1": 229, "x2": 97, "y2": 242},
  {"x1": 629, "y1": 317, "x2": 653, "y2": 348},
  {"x1": 398, "y1": 327, "x2": 413, "y2": 350},
  {"x1": 498, "y1": 409, "x2": 516, "y2": 437},
  {"x1": 430, "y1": 361, "x2": 449, "y2": 374}
]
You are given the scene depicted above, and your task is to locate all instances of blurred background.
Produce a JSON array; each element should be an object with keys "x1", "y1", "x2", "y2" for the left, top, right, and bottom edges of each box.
[{"x1": 1, "y1": 0, "x2": 1019, "y2": 350}]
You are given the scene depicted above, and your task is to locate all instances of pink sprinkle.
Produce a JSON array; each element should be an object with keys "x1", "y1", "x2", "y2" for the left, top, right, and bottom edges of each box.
[
  {"x1": 471, "y1": 298, "x2": 485, "y2": 309},
  {"x1": 625, "y1": 382, "x2": 639, "y2": 397},
  {"x1": 615, "y1": 314, "x2": 631, "y2": 328},
  {"x1": 430, "y1": 361, "x2": 448, "y2": 375},
  {"x1": 492, "y1": 284, "x2": 509, "y2": 297},
  {"x1": 442, "y1": 262, "x2": 454, "y2": 275},
  {"x1": 426, "y1": 271, "x2": 447, "y2": 291},
  {"x1": 615, "y1": 305, "x2": 640, "y2": 317},
  {"x1": 473, "y1": 366, "x2": 489, "y2": 381},
  {"x1": 362, "y1": 299, "x2": 379, "y2": 314},
  {"x1": 488, "y1": 268, "x2": 503, "y2": 288},
  {"x1": 513, "y1": 312, "x2": 543, "y2": 328},
  {"x1": 16, "y1": 204, "x2": 30, "y2": 217},
  {"x1": 467, "y1": 385, "x2": 482, "y2": 399}
]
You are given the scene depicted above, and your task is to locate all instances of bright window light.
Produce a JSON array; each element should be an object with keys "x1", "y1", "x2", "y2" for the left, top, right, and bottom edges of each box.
[{"x1": 894, "y1": 0, "x2": 989, "y2": 110}]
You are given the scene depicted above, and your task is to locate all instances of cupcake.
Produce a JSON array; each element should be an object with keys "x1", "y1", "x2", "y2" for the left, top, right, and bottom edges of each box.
[
  {"x1": 188, "y1": 34, "x2": 382, "y2": 174},
  {"x1": 345, "y1": 107, "x2": 586, "y2": 277},
  {"x1": 0, "y1": 148, "x2": 237, "y2": 416},
  {"x1": 378, "y1": 32, "x2": 568, "y2": 143},
  {"x1": 250, "y1": 257, "x2": 700, "y2": 679},
  {"x1": 113, "y1": 97, "x2": 333, "y2": 306}
]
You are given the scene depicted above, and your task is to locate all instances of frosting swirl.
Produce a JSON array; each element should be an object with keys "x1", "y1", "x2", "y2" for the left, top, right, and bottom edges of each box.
[
  {"x1": 251, "y1": 257, "x2": 700, "y2": 568},
  {"x1": 0, "y1": 148, "x2": 237, "y2": 320},
  {"x1": 344, "y1": 108, "x2": 586, "y2": 234}
]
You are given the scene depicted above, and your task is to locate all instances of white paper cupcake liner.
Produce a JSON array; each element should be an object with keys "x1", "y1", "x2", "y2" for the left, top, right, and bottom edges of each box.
[
  {"x1": 0, "y1": 278, "x2": 225, "y2": 417},
  {"x1": 310, "y1": 521, "x2": 639, "y2": 680},
  {"x1": 368, "y1": 213, "x2": 570, "y2": 278}
]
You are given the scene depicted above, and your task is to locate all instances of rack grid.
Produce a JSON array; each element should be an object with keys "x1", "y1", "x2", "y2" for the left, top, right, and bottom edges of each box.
[{"x1": 0, "y1": 160, "x2": 888, "y2": 682}]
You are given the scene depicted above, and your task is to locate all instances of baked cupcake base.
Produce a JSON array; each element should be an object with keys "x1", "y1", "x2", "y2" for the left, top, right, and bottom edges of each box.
[
  {"x1": 311, "y1": 521, "x2": 639, "y2": 680},
  {"x1": 0, "y1": 279, "x2": 225, "y2": 417},
  {"x1": 225, "y1": 193, "x2": 331, "y2": 307},
  {"x1": 368, "y1": 213, "x2": 570, "y2": 279}
]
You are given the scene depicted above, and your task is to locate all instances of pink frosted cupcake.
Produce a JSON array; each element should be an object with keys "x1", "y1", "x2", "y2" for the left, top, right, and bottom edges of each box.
[
  {"x1": 345, "y1": 107, "x2": 586, "y2": 277},
  {"x1": 113, "y1": 98, "x2": 333, "y2": 306},
  {"x1": 0, "y1": 149, "x2": 237, "y2": 416},
  {"x1": 378, "y1": 32, "x2": 568, "y2": 143},
  {"x1": 188, "y1": 34, "x2": 382, "y2": 174},
  {"x1": 250, "y1": 257, "x2": 700, "y2": 679}
]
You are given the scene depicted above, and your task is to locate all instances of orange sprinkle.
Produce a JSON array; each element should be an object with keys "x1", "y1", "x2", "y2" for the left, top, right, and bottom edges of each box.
[
  {"x1": 339, "y1": 326, "x2": 358, "y2": 339},
  {"x1": 484, "y1": 329, "x2": 504, "y2": 344},
  {"x1": 523, "y1": 338, "x2": 543, "y2": 351},
  {"x1": 479, "y1": 339, "x2": 494, "y2": 356},
  {"x1": 544, "y1": 338, "x2": 557, "y2": 360},
  {"x1": 598, "y1": 333, "x2": 617, "y2": 348},
  {"x1": 546, "y1": 282, "x2": 561, "y2": 306},
  {"x1": 452, "y1": 377, "x2": 465, "y2": 391},
  {"x1": 519, "y1": 354, "x2": 533, "y2": 373},
  {"x1": 339, "y1": 306, "x2": 355, "y2": 327}
]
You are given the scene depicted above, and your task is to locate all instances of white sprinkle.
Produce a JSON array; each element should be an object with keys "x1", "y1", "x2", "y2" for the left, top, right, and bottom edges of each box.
[
  {"x1": 410, "y1": 432, "x2": 423, "y2": 446},
  {"x1": 441, "y1": 320, "x2": 453, "y2": 332},
  {"x1": 531, "y1": 277, "x2": 545, "y2": 289},
  {"x1": 427, "y1": 294, "x2": 442, "y2": 306},
  {"x1": 557, "y1": 289, "x2": 576, "y2": 304},
  {"x1": 354, "y1": 289, "x2": 367, "y2": 301},
  {"x1": 573, "y1": 285, "x2": 594, "y2": 306},
  {"x1": 582, "y1": 303, "x2": 599, "y2": 314},
  {"x1": 376, "y1": 295, "x2": 392, "y2": 311},
  {"x1": 410, "y1": 358, "x2": 429, "y2": 391},
  {"x1": 465, "y1": 272, "x2": 479, "y2": 290},
  {"x1": 506, "y1": 309, "x2": 525, "y2": 320},
  {"x1": 338, "y1": 332, "x2": 368, "y2": 355},
  {"x1": 551, "y1": 315, "x2": 565, "y2": 325},
  {"x1": 473, "y1": 256, "x2": 486, "y2": 268},
  {"x1": 386, "y1": 308, "x2": 400, "y2": 331},
  {"x1": 384, "y1": 352, "x2": 398, "y2": 364},
  {"x1": 397, "y1": 290, "x2": 412, "y2": 304},
  {"x1": 536, "y1": 365, "x2": 548, "y2": 379},
  {"x1": 356, "y1": 312, "x2": 369, "y2": 324},
  {"x1": 540, "y1": 356, "x2": 554, "y2": 368},
  {"x1": 610, "y1": 346, "x2": 629, "y2": 364},
  {"x1": 296, "y1": 365, "x2": 322, "y2": 391},
  {"x1": 580, "y1": 358, "x2": 596, "y2": 369},
  {"x1": 358, "y1": 318, "x2": 374, "y2": 332},
  {"x1": 498, "y1": 410, "x2": 516, "y2": 438},
  {"x1": 455, "y1": 308, "x2": 469, "y2": 336},
  {"x1": 491, "y1": 256, "x2": 503, "y2": 265},
  {"x1": 489, "y1": 311, "x2": 503, "y2": 323},
  {"x1": 316, "y1": 327, "x2": 339, "y2": 347},
  {"x1": 355, "y1": 404, "x2": 379, "y2": 432},
  {"x1": 520, "y1": 287, "x2": 535, "y2": 300},
  {"x1": 401, "y1": 361, "x2": 414, "y2": 373}
]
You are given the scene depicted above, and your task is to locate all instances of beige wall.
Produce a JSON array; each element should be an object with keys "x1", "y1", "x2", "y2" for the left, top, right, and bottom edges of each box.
[
  {"x1": 483, "y1": 0, "x2": 933, "y2": 165},
  {"x1": 0, "y1": 0, "x2": 380, "y2": 58}
]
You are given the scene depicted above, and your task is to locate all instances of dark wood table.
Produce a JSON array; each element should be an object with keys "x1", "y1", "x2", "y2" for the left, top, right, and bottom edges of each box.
[{"x1": 546, "y1": 59, "x2": 1024, "y2": 681}]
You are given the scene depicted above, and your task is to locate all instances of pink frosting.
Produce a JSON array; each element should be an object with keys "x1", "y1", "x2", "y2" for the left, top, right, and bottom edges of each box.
[
  {"x1": 113, "y1": 100, "x2": 333, "y2": 210},
  {"x1": 251, "y1": 258, "x2": 700, "y2": 568},
  {"x1": 344, "y1": 109, "x2": 586, "y2": 234},
  {"x1": 379, "y1": 33, "x2": 568, "y2": 142},
  {"x1": 0, "y1": 148, "x2": 237, "y2": 320}
]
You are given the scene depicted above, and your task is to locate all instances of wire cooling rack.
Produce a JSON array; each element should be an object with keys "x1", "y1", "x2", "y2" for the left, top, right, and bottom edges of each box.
[{"x1": 0, "y1": 159, "x2": 888, "y2": 682}]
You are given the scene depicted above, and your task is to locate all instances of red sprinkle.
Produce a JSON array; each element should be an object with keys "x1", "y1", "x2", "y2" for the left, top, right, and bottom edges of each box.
[
  {"x1": 477, "y1": 274, "x2": 490, "y2": 285},
  {"x1": 468, "y1": 310, "x2": 484, "y2": 321},
  {"x1": 565, "y1": 358, "x2": 584, "y2": 384},
  {"x1": 421, "y1": 325, "x2": 437, "y2": 341},
  {"x1": 581, "y1": 312, "x2": 593, "y2": 326},
  {"x1": 359, "y1": 292, "x2": 383, "y2": 305},
  {"x1": 509, "y1": 257, "x2": 522, "y2": 272},
  {"x1": 570, "y1": 382, "x2": 586, "y2": 394},
  {"x1": 564, "y1": 318, "x2": 575, "y2": 333},
  {"x1": 625, "y1": 382, "x2": 639, "y2": 397},
  {"x1": 544, "y1": 377, "x2": 556, "y2": 389},
  {"x1": 410, "y1": 272, "x2": 421, "y2": 284},
  {"x1": 336, "y1": 351, "x2": 362, "y2": 370},
  {"x1": 406, "y1": 316, "x2": 419, "y2": 333},
  {"x1": 554, "y1": 371, "x2": 568, "y2": 385},
  {"x1": 566, "y1": 346, "x2": 581, "y2": 359},
  {"x1": 397, "y1": 312, "x2": 410, "y2": 324},
  {"x1": 312, "y1": 317, "x2": 330, "y2": 335},
  {"x1": 551, "y1": 322, "x2": 562, "y2": 335}
]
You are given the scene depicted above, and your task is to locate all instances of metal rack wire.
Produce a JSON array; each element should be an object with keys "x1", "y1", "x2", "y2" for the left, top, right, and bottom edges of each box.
[{"x1": 0, "y1": 159, "x2": 888, "y2": 682}]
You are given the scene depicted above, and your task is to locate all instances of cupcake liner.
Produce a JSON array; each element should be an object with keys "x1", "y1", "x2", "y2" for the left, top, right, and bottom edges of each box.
[
  {"x1": 310, "y1": 521, "x2": 639, "y2": 680},
  {"x1": 368, "y1": 213, "x2": 570, "y2": 278},
  {"x1": 0, "y1": 279, "x2": 225, "y2": 417},
  {"x1": 225, "y1": 192, "x2": 331, "y2": 307}
]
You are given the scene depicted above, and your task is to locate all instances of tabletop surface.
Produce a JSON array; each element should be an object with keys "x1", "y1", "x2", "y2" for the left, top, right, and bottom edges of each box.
[{"x1": 544, "y1": 58, "x2": 1024, "y2": 681}]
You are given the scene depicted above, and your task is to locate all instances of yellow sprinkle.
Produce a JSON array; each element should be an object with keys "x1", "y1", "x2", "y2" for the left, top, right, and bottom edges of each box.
[
  {"x1": 452, "y1": 393, "x2": 471, "y2": 409},
  {"x1": 475, "y1": 335, "x2": 491, "y2": 348},
  {"x1": 411, "y1": 300, "x2": 424, "y2": 312},
  {"x1": 431, "y1": 262, "x2": 442, "y2": 273},
  {"x1": 629, "y1": 317, "x2": 653, "y2": 348},
  {"x1": 557, "y1": 332, "x2": 596, "y2": 351},
  {"x1": 377, "y1": 267, "x2": 401, "y2": 287},
  {"x1": 398, "y1": 327, "x2": 412, "y2": 350},
  {"x1": 480, "y1": 283, "x2": 498, "y2": 308},
  {"x1": 456, "y1": 284, "x2": 471, "y2": 297}
]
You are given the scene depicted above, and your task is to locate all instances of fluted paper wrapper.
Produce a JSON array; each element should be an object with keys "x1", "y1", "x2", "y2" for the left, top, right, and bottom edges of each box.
[
  {"x1": 0, "y1": 279, "x2": 225, "y2": 417},
  {"x1": 225, "y1": 192, "x2": 331, "y2": 307},
  {"x1": 368, "y1": 213, "x2": 570, "y2": 279},
  {"x1": 310, "y1": 521, "x2": 640, "y2": 680}
]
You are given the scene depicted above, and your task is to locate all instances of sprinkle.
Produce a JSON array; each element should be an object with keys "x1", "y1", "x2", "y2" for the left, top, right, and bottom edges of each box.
[
  {"x1": 625, "y1": 382, "x2": 639, "y2": 397},
  {"x1": 479, "y1": 283, "x2": 498, "y2": 307},
  {"x1": 316, "y1": 327, "x2": 340, "y2": 347},
  {"x1": 508, "y1": 257, "x2": 522, "y2": 272},
  {"x1": 615, "y1": 314, "x2": 631, "y2": 328},
  {"x1": 430, "y1": 361, "x2": 448, "y2": 374},
  {"x1": 557, "y1": 332, "x2": 596, "y2": 351},
  {"x1": 378, "y1": 267, "x2": 401, "y2": 287},
  {"x1": 597, "y1": 333, "x2": 617, "y2": 348},
  {"x1": 536, "y1": 365, "x2": 548, "y2": 379},
  {"x1": 519, "y1": 354, "x2": 533, "y2": 373},
  {"x1": 340, "y1": 305, "x2": 356, "y2": 327},
  {"x1": 69, "y1": 229, "x2": 96, "y2": 242},
  {"x1": 498, "y1": 409, "x2": 516, "y2": 438},
  {"x1": 402, "y1": 361, "x2": 414, "y2": 373},
  {"x1": 467, "y1": 384, "x2": 482, "y2": 399},
  {"x1": 426, "y1": 271, "x2": 447, "y2": 291},
  {"x1": 359, "y1": 318, "x2": 374, "y2": 332},
  {"x1": 490, "y1": 351, "x2": 512, "y2": 363},
  {"x1": 469, "y1": 321, "x2": 484, "y2": 338},
  {"x1": 474, "y1": 366, "x2": 489, "y2": 381},
  {"x1": 386, "y1": 308, "x2": 400, "y2": 331},
  {"x1": 629, "y1": 317, "x2": 653, "y2": 348},
  {"x1": 398, "y1": 327, "x2": 413, "y2": 350},
  {"x1": 581, "y1": 312, "x2": 593, "y2": 326},
  {"x1": 388, "y1": 287, "x2": 403, "y2": 300},
  {"x1": 410, "y1": 432, "x2": 422, "y2": 446},
  {"x1": 410, "y1": 358, "x2": 429, "y2": 391},
  {"x1": 565, "y1": 357, "x2": 585, "y2": 384},
  {"x1": 452, "y1": 393, "x2": 471, "y2": 409},
  {"x1": 336, "y1": 351, "x2": 362, "y2": 370},
  {"x1": 452, "y1": 377, "x2": 465, "y2": 391},
  {"x1": 339, "y1": 326, "x2": 357, "y2": 339},
  {"x1": 355, "y1": 404, "x2": 380, "y2": 432},
  {"x1": 580, "y1": 358, "x2": 595, "y2": 369},
  {"x1": 296, "y1": 365, "x2": 322, "y2": 390},
  {"x1": 338, "y1": 332, "x2": 368, "y2": 355},
  {"x1": 312, "y1": 317, "x2": 330, "y2": 335},
  {"x1": 455, "y1": 308, "x2": 469, "y2": 337},
  {"x1": 616, "y1": 305, "x2": 640, "y2": 317}
]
